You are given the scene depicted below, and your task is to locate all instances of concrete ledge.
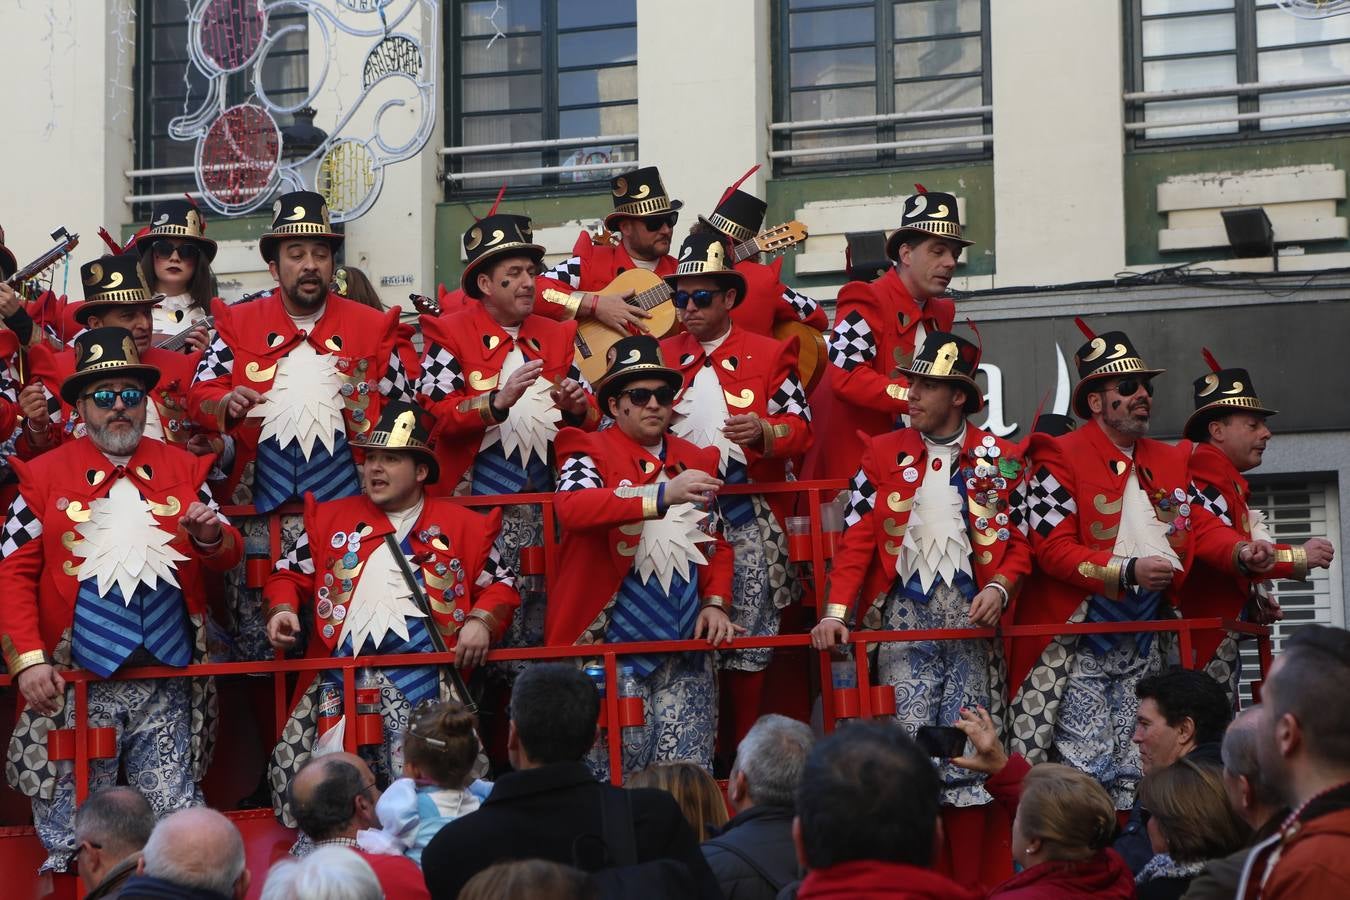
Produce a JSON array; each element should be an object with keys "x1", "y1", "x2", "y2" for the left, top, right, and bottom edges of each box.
[{"x1": 1157, "y1": 164, "x2": 1345, "y2": 211}]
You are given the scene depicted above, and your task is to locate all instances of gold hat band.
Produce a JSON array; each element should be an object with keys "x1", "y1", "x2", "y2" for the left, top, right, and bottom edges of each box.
[
  {"x1": 673, "y1": 259, "x2": 735, "y2": 278},
  {"x1": 611, "y1": 197, "x2": 675, "y2": 217},
  {"x1": 908, "y1": 357, "x2": 973, "y2": 379},
  {"x1": 706, "y1": 213, "x2": 755, "y2": 243},
  {"x1": 86, "y1": 288, "x2": 154, "y2": 305},
  {"x1": 147, "y1": 225, "x2": 206, "y2": 239},
  {"x1": 1081, "y1": 358, "x2": 1154, "y2": 377},
  {"x1": 469, "y1": 241, "x2": 541, "y2": 260},
  {"x1": 268, "y1": 222, "x2": 337, "y2": 236},
  {"x1": 363, "y1": 431, "x2": 431, "y2": 451},
  {"x1": 77, "y1": 359, "x2": 151, "y2": 373},
  {"x1": 906, "y1": 220, "x2": 964, "y2": 239},
  {"x1": 599, "y1": 362, "x2": 675, "y2": 385},
  {"x1": 1194, "y1": 396, "x2": 1273, "y2": 415}
]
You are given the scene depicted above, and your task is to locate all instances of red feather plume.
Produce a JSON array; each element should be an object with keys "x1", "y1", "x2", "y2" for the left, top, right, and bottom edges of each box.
[
  {"x1": 719, "y1": 164, "x2": 761, "y2": 206},
  {"x1": 913, "y1": 183, "x2": 928, "y2": 194},
  {"x1": 1074, "y1": 316, "x2": 1096, "y2": 340},
  {"x1": 1201, "y1": 347, "x2": 1222, "y2": 373}
]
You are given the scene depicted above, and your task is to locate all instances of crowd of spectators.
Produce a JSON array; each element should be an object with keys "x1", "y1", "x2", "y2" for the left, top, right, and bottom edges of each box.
[{"x1": 60, "y1": 625, "x2": 1350, "y2": 900}]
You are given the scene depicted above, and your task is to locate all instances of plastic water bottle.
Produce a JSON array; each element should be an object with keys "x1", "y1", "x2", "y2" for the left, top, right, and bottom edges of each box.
[
  {"x1": 830, "y1": 653, "x2": 857, "y2": 691},
  {"x1": 618, "y1": 666, "x2": 644, "y2": 757}
]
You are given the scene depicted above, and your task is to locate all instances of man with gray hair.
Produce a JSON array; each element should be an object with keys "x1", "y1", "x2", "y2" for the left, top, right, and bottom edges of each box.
[
  {"x1": 74, "y1": 786, "x2": 155, "y2": 900},
  {"x1": 1182, "y1": 704, "x2": 1288, "y2": 899},
  {"x1": 260, "y1": 846, "x2": 382, "y2": 900},
  {"x1": 119, "y1": 807, "x2": 250, "y2": 900},
  {"x1": 702, "y1": 714, "x2": 814, "y2": 899}
]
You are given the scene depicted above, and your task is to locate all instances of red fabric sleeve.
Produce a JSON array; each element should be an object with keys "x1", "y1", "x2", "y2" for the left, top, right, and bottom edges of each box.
[{"x1": 829, "y1": 281, "x2": 910, "y2": 416}]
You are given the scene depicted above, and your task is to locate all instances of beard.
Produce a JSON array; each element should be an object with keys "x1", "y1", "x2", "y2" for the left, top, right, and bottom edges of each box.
[
  {"x1": 1103, "y1": 400, "x2": 1150, "y2": 437},
  {"x1": 284, "y1": 272, "x2": 328, "y2": 309},
  {"x1": 87, "y1": 415, "x2": 144, "y2": 456}
]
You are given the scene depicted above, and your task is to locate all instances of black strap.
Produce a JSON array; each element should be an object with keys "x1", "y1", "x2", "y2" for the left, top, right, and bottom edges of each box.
[
  {"x1": 710, "y1": 839, "x2": 789, "y2": 892},
  {"x1": 599, "y1": 787, "x2": 639, "y2": 868},
  {"x1": 382, "y1": 532, "x2": 478, "y2": 713}
]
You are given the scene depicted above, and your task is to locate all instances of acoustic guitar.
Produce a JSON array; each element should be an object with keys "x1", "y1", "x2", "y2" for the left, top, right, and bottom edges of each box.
[
  {"x1": 773, "y1": 319, "x2": 829, "y2": 395},
  {"x1": 547, "y1": 220, "x2": 810, "y2": 384}
]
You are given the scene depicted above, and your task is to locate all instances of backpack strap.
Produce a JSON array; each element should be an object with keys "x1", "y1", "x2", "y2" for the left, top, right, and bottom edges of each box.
[
  {"x1": 599, "y1": 787, "x2": 639, "y2": 867},
  {"x1": 709, "y1": 838, "x2": 789, "y2": 892}
]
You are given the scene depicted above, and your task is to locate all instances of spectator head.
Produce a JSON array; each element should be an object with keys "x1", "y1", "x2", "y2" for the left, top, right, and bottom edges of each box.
[
  {"x1": 1221, "y1": 704, "x2": 1283, "y2": 829},
  {"x1": 1011, "y1": 764, "x2": 1116, "y2": 868},
  {"x1": 289, "y1": 752, "x2": 381, "y2": 843},
  {"x1": 507, "y1": 663, "x2": 600, "y2": 768},
  {"x1": 402, "y1": 700, "x2": 479, "y2": 789},
  {"x1": 1258, "y1": 625, "x2": 1350, "y2": 807},
  {"x1": 459, "y1": 859, "x2": 596, "y2": 900},
  {"x1": 729, "y1": 714, "x2": 814, "y2": 813},
  {"x1": 1133, "y1": 668, "x2": 1232, "y2": 774},
  {"x1": 260, "y1": 846, "x2": 381, "y2": 900},
  {"x1": 73, "y1": 786, "x2": 155, "y2": 892},
  {"x1": 628, "y1": 762, "x2": 729, "y2": 842},
  {"x1": 794, "y1": 721, "x2": 940, "y2": 872},
  {"x1": 137, "y1": 807, "x2": 250, "y2": 900},
  {"x1": 1137, "y1": 757, "x2": 1250, "y2": 864}
]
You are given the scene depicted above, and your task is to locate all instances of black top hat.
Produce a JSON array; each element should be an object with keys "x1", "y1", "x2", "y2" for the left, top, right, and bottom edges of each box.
[
  {"x1": 259, "y1": 191, "x2": 344, "y2": 262},
  {"x1": 1032, "y1": 413, "x2": 1077, "y2": 438},
  {"x1": 899, "y1": 331, "x2": 983, "y2": 413},
  {"x1": 664, "y1": 233, "x2": 747, "y2": 306},
  {"x1": 134, "y1": 199, "x2": 218, "y2": 262},
  {"x1": 1183, "y1": 348, "x2": 1278, "y2": 442},
  {"x1": 460, "y1": 213, "x2": 545, "y2": 298},
  {"x1": 1070, "y1": 317, "x2": 1166, "y2": 419},
  {"x1": 76, "y1": 253, "x2": 157, "y2": 325},
  {"x1": 885, "y1": 184, "x2": 974, "y2": 262},
  {"x1": 353, "y1": 399, "x2": 440, "y2": 484},
  {"x1": 698, "y1": 166, "x2": 766, "y2": 244},
  {"x1": 605, "y1": 167, "x2": 683, "y2": 230},
  {"x1": 60, "y1": 326, "x2": 161, "y2": 405},
  {"x1": 595, "y1": 335, "x2": 683, "y2": 410}
]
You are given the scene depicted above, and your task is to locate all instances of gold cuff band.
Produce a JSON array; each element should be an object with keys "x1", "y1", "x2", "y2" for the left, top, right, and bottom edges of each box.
[
  {"x1": 886, "y1": 383, "x2": 908, "y2": 401},
  {"x1": 701, "y1": 596, "x2": 729, "y2": 612},
  {"x1": 823, "y1": 602, "x2": 851, "y2": 621},
  {"x1": 266, "y1": 603, "x2": 297, "y2": 622}
]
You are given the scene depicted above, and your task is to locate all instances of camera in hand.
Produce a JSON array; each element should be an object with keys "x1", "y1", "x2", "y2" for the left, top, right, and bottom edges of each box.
[{"x1": 915, "y1": 725, "x2": 967, "y2": 759}]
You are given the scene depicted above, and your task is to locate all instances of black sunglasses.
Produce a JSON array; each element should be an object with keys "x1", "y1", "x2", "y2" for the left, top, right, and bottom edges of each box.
[
  {"x1": 152, "y1": 240, "x2": 201, "y2": 262},
  {"x1": 1111, "y1": 377, "x2": 1155, "y2": 398},
  {"x1": 82, "y1": 388, "x2": 147, "y2": 409},
  {"x1": 640, "y1": 213, "x2": 678, "y2": 232},
  {"x1": 618, "y1": 386, "x2": 677, "y2": 407},
  {"x1": 673, "y1": 288, "x2": 725, "y2": 310}
]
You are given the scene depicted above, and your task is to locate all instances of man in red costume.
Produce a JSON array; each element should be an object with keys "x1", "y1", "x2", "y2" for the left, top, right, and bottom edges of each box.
[
  {"x1": 188, "y1": 190, "x2": 415, "y2": 662},
  {"x1": 418, "y1": 210, "x2": 594, "y2": 701},
  {"x1": 1180, "y1": 350, "x2": 1333, "y2": 703},
  {"x1": 803, "y1": 186, "x2": 966, "y2": 480},
  {"x1": 533, "y1": 165, "x2": 680, "y2": 333},
  {"x1": 1009, "y1": 319, "x2": 1275, "y2": 808},
  {"x1": 550, "y1": 334, "x2": 736, "y2": 776},
  {"x1": 19, "y1": 251, "x2": 214, "y2": 460},
  {"x1": 659, "y1": 232, "x2": 813, "y2": 748},
  {"x1": 811, "y1": 329, "x2": 1030, "y2": 882},
  {"x1": 264, "y1": 400, "x2": 517, "y2": 809},
  {"x1": 695, "y1": 166, "x2": 826, "y2": 338},
  {"x1": 0, "y1": 325, "x2": 241, "y2": 873}
]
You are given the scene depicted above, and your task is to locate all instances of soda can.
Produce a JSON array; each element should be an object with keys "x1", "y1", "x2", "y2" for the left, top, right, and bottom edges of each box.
[{"x1": 583, "y1": 663, "x2": 606, "y2": 698}]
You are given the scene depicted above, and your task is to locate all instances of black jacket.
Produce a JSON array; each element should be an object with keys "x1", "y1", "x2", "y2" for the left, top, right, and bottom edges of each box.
[
  {"x1": 1115, "y1": 741, "x2": 1224, "y2": 873},
  {"x1": 421, "y1": 761, "x2": 721, "y2": 899},
  {"x1": 702, "y1": 805, "x2": 800, "y2": 900}
]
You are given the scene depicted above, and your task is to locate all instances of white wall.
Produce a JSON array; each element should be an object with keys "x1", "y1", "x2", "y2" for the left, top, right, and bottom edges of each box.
[
  {"x1": 989, "y1": 0, "x2": 1128, "y2": 286},
  {"x1": 3, "y1": 0, "x2": 134, "y2": 281}
]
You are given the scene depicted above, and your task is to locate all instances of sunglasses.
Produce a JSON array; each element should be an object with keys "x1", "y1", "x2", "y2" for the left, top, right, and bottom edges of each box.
[
  {"x1": 673, "y1": 288, "x2": 725, "y2": 310},
  {"x1": 82, "y1": 388, "x2": 147, "y2": 409},
  {"x1": 640, "y1": 213, "x2": 678, "y2": 232},
  {"x1": 618, "y1": 386, "x2": 677, "y2": 407},
  {"x1": 1111, "y1": 377, "x2": 1155, "y2": 398},
  {"x1": 151, "y1": 240, "x2": 201, "y2": 262}
]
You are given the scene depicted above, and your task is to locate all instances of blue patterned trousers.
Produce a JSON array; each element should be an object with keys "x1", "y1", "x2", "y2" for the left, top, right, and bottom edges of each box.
[{"x1": 587, "y1": 652, "x2": 716, "y2": 781}]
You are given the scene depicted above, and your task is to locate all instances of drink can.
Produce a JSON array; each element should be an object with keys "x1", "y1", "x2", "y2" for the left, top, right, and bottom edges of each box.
[{"x1": 583, "y1": 663, "x2": 606, "y2": 698}]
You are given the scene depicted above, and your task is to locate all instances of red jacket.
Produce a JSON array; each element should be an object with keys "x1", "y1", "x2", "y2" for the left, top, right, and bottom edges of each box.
[
  {"x1": 1242, "y1": 805, "x2": 1350, "y2": 899},
  {"x1": 987, "y1": 850, "x2": 1136, "y2": 899},
  {"x1": 729, "y1": 256, "x2": 827, "y2": 336},
  {"x1": 803, "y1": 269, "x2": 956, "y2": 480},
  {"x1": 187, "y1": 291, "x2": 413, "y2": 502},
  {"x1": 1010, "y1": 420, "x2": 1250, "y2": 692},
  {"x1": 533, "y1": 230, "x2": 677, "y2": 319},
  {"x1": 1180, "y1": 441, "x2": 1302, "y2": 666},
  {"x1": 264, "y1": 492, "x2": 519, "y2": 656},
  {"x1": 355, "y1": 847, "x2": 431, "y2": 900},
  {"x1": 661, "y1": 325, "x2": 812, "y2": 525},
  {"x1": 19, "y1": 343, "x2": 208, "y2": 456},
  {"x1": 797, "y1": 860, "x2": 980, "y2": 900},
  {"x1": 417, "y1": 303, "x2": 598, "y2": 494},
  {"x1": 548, "y1": 426, "x2": 733, "y2": 646},
  {"x1": 0, "y1": 436, "x2": 242, "y2": 677},
  {"x1": 826, "y1": 427, "x2": 1032, "y2": 622}
]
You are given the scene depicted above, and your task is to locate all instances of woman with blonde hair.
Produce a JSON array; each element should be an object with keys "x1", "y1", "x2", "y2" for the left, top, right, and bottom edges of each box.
[
  {"x1": 627, "y1": 762, "x2": 729, "y2": 842},
  {"x1": 459, "y1": 859, "x2": 595, "y2": 900},
  {"x1": 1134, "y1": 757, "x2": 1250, "y2": 899}
]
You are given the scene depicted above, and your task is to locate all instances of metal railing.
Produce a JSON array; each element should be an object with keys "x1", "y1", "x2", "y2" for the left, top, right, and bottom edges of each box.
[
  {"x1": 438, "y1": 133, "x2": 638, "y2": 184},
  {"x1": 1123, "y1": 75, "x2": 1350, "y2": 134},
  {"x1": 769, "y1": 104, "x2": 994, "y2": 162}
]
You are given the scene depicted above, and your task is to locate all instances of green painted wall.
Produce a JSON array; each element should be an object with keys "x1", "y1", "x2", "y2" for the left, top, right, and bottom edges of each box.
[
  {"x1": 765, "y1": 162, "x2": 996, "y2": 290},
  {"x1": 434, "y1": 191, "x2": 611, "y2": 291},
  {"x1": 1124, "y1": 136, "x2": 1350, "y2": 266}
]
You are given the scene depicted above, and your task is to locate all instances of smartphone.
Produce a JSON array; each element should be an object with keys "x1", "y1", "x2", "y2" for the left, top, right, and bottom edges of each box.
[{"x1": 915, "y1": 725, "x2": 967, "y2": 759}]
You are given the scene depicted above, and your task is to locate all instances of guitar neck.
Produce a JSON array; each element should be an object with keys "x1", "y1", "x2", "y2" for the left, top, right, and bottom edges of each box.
[
  {"x1": 156, "y1": 316, "x2": 213, "y2": 351},
  {"x1": 730, "y1": 237, "x2": 760, "y2": 265},
  {"x1": 633, "y1": 282, "x2": 672, "y2": 310}
]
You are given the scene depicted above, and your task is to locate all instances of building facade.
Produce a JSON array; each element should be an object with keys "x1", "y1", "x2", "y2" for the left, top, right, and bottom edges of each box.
[{"x1": 5, "y1": 0, "x2": 1346, "y2": 647}]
